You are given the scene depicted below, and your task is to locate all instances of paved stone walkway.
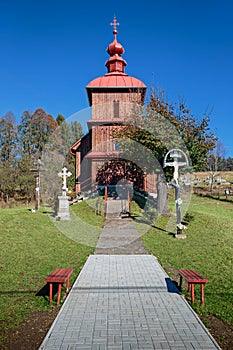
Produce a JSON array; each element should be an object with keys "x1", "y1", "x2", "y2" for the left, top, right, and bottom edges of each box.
[
  {"x1": 39, "y1": 199, "x2": 221, "y2": 349},
  {"x1": 95, "y1": 199, "x2": 147, "y2": 255},
  {"x1": 39, "y1": 255, "x2": 220, "y2": 349},
  {"x1": 95, "y1": 218, "x2": 147, "y2": 255}
]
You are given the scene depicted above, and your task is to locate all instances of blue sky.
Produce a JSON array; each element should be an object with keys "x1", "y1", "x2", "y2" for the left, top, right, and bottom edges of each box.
[{"x1": 0, "y1": 0, "x2": 232, "y2": 156}]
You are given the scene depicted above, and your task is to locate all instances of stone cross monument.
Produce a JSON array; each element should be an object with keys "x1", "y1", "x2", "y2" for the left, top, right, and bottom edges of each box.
[
  {"x1": 58, "y1": 167, "x2": 72, "y2": 196},
  {"x1": 56, "y1": 167, "x2": 72, "y2": 220}
]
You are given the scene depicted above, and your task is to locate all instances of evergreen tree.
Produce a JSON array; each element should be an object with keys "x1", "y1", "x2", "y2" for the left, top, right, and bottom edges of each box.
[
  {"x1": 226, "y1": 157, "x2": 233, "y2": 171},
  {"x1": 0, "y1": 112, "x2": 18, "y2": 162},
  {"x1": 18, "y1": 108, "x2": 58, "y2": 159},
  {"x1": 56, "y1": 114, "x2": 65, "y2": 126},
  {"x1": 0, "y1": 112, "x2": 19, "y2": 201}
]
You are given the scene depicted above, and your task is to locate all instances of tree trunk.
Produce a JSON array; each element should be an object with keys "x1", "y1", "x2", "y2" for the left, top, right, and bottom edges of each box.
[{"x1": 157, "y1": 173, "x2": 169, "y2": 214}]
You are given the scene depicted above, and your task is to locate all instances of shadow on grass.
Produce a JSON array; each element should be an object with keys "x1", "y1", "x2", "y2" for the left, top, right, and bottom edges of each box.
[
  {"x1": 0, "y1": 283, "x2": 60, "y2": 303},
  {"x1": 194, "y1": 192, "x2": 233, "y2": 203},
  {"x1": 130, "y1": 215, "x2": 152, "y2": 225},
  {"x1": 0, "y1": 290, "x2": 38, "y2": 295},
  {"x1": 42, "y1": 211, "x2": 56, "y2": 218},
  {"x1": 151, "y1": 225, "x2": 174, "y2": 236},
  {"x1": 35, "y1": 283, "x2": 59, "y2": 302},
  {"x1": 26, "y1": 207, "x2": 56, "y2": 216}
]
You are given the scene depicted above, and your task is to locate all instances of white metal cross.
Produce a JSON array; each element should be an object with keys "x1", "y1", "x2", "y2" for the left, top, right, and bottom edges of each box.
[
  {"x1": 110, "y1": 16, "x2": 120, "y2": 31},
  {"x1": 58, "y1": 167, "x2": 72, "y2": 195},
  {"x1": 163, "y1": 149, "x2": 189, "y2": 185}
]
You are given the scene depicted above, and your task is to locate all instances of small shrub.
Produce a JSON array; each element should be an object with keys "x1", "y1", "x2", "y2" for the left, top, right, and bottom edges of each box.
[{"x1": 182, "y1": 211, "x2": 194, "y2": 223}]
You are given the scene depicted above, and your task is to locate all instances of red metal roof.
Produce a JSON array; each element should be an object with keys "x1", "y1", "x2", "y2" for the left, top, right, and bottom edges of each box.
[
  {"x1": 85, "y1": 151, "x2": 122, "y2": 159},
  {"x1": 85, "y1": 17, "x2": 147, "y2": 105},
  {"x1": 87, "y1": 73, "x2": 146, "y2": 88}
]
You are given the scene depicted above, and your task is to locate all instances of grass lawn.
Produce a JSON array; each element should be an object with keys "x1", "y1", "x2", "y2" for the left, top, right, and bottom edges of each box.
[
  {"x1": 142, "y1": 194, "x2": 233, "y2": 325},
  {"x1": 0, "y1": 201, "x2": 104, "y2": 342},
  {"x1": 0, "y1": 192, "x2": 232, "y2": 346}
]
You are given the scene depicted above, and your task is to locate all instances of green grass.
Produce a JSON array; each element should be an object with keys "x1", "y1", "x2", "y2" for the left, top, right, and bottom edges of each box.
[
  {"x1": 142, "y1": 194, "x2": 233, "y2": 325},
  {"x1": 0, "y1": 201, "x2": 104, "y2": 341},
  {"x1": 1, "y1": 193, "x2": 232, "y2": 345},
  {"x1": 54, "y1": 200, "x2": 105, "y2": 247}
]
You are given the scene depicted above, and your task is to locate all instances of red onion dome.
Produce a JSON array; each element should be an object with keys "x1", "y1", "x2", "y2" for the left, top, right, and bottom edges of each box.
[{"x1": 107, "y1": 29, "x2": 124, "y2": 56}]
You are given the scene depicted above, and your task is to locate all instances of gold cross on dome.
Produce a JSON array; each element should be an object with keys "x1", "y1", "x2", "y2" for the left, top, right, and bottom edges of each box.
[{"x1": 110, "y1": 16, "x2": 120, "y2": 31}]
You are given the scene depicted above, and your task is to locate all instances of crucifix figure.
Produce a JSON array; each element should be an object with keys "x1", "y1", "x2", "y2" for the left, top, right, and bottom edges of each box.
[
  {"x1": 163, "y1": 149, "x2": 189, "y2": 236},
  {"x1": 58, "y1": 167, "x2": 72, "y2": 196},
  {"x1": 166, "y1": 159, "x2": 186, "y2": 185}
]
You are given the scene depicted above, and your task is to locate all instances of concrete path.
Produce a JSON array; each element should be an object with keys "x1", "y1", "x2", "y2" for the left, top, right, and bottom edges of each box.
[
  {"x1": 95, "y1": 218, "x2": 147, "y2": 255},
  {"x1": 106, "y1": 199, "x2": 129, "y2": 220},
  {"x1": 95, "y1": 199, "x2": 147, "y2": 255},
  {"x1": 39, "y1": 255, "x2": 220, "y2": 349},
  {"x1": 39, "y1": 199, "x2": 221, "y2": 349}
]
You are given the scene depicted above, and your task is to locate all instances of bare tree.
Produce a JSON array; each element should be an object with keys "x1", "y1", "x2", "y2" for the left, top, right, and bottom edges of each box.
[{"x1": 208, "y1": 141, "x2": 226, "y2": 191}]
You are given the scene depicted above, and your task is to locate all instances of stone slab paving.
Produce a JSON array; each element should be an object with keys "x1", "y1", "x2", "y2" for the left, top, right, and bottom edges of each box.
[
  {"x1": 94, "y1": 219, "x2": 148, "y2": 255},
  {"x1": 106, "y1": 199, "x2": 129, "y2": 220},
  {"x1": 39, "y1": 255, "x2": 220, "y2": 350},
  {"x1": 95, "y1": 198, "x2": 147, "y2": 255}
]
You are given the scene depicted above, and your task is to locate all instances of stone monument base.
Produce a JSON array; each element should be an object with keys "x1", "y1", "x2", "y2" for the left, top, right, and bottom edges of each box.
[
  {"x1": 56, "y1": 196, "x2": 71, "y2": 220},
  {"x1": 175, "y1": 233, "x2": 187, "y2": 239}
]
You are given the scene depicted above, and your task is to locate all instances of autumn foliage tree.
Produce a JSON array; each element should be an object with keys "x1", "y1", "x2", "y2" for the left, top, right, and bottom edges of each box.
[
  {"x1": 113, "y1": 91, "x2": 217, "y2": 213},
  {"x1": 0, "y1": 108, "x2": 84, "y2": 205},
  {"x1": 39, "y1": 114, "x2": 84, "y2": 206}
]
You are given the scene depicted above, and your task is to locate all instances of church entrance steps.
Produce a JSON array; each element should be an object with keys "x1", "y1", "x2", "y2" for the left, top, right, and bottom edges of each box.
[{"x1": 106, "y1": 198, "x2": 129, "y2": 220}]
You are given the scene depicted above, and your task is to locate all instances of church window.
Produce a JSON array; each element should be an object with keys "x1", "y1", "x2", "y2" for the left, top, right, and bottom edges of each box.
[
  {"x1": 113, "y1": 140, "x2": 120, "y2": 150},
  {"x1": 113, "y1": 100, "x2": 119, "y2": 118}
]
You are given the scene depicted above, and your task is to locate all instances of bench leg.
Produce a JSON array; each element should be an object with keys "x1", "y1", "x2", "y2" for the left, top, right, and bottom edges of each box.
[
  {"x1": 49, "y1": 283, "x2": 53, "y2": 304},
  {"x1": 66, "y1": 278, "x2": 70, "y2": 292},
  {"x1": 57, "y1": 283, "x2": 62, "y2": 305},
  {"x1": 179, "y1": 275, "x2": 183, "y2": 290},
  {"x1": 191, "y1": 284, "x2": 195, "y2": 303},
  {"x1": 200, "y1": 284, "x2": 205, "y2": 305}
]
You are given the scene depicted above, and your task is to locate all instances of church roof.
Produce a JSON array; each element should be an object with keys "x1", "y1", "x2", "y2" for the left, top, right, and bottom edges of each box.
[
  {"x1": 86, "y1": 17, "x2": 146, "y2": 105},
  {"x1": 87, "y1": 73, "x2": 146, "y2": 88}
]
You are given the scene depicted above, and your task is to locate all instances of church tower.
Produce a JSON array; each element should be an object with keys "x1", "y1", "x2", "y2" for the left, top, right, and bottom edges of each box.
[{"x1": 70, "y1": 17, "x2": 148, "y2": 193}]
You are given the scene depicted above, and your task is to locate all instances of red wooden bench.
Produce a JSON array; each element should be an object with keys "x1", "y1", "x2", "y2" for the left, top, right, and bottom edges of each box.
[
  {"x1": 178, "y1": 269, "x2": 208, "y2": 305},
  {"x1": 45, "y1": 268, "x2": 73, "y2": 304}
]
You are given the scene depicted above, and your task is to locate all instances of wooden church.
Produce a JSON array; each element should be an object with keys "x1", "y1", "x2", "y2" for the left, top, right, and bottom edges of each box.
[{"x1": 70, "y1": 18, "x2": 156, "y2": 195}]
